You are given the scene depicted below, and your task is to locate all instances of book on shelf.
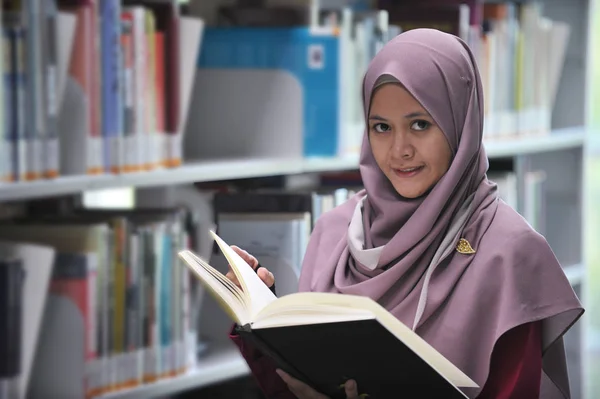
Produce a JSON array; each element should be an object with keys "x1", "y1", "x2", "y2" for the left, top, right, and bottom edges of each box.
[
  {"x1": 177, "y1": 230, "x2": 478, "y2": 399},
  {"x1": 0, "y1": 207, "x2": 198, "y2": 398},
  {"x1": 0, "y1": 0, "x2": 203, "y2": 183}
]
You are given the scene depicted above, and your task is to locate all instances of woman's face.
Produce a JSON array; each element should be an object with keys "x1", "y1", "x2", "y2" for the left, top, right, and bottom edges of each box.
[{"x1": 368, "y1": 83, "x2": 453, "y2": 199}]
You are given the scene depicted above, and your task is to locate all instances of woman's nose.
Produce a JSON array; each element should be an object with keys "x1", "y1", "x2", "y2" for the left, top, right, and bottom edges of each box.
[{"x1": 391, "y1": 131, "x2": 415, "y2": 159}]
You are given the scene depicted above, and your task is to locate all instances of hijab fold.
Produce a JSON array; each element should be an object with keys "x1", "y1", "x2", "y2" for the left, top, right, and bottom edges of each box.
[{"x1": 298, "y1": 28, "x2": 583, "y2": 398}]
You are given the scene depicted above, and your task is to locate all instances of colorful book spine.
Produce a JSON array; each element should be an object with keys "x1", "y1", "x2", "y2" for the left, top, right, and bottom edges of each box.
[{"x1": 100, "y1": 0, "x2": 123, "y2": 174}]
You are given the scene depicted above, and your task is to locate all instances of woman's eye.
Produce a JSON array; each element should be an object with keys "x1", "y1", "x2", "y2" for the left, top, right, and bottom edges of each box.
[
  {"x1": 372, "y1": 123, "x2": 391, "y2": 133},
  {"x1": 411, "y1": 120, "x2": 430, "y2": 131}
]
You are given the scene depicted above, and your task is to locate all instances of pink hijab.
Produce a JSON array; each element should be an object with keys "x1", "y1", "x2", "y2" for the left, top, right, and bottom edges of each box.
[{"x1": 298, "y1": 28, "x2": 583, "y2": 398}]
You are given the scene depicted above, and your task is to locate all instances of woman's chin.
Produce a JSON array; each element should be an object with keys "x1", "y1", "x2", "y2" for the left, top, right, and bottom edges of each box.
[
  {"x1": 387, "y1": 172, "x2": 441, "y2": 200},
  {"x1": 393, "y1": 186, "x2": 427, "y2": 200}
]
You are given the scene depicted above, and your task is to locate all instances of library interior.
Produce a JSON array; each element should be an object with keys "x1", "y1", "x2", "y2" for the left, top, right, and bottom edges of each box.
[{"x1": 0, "y1": 0, "x2": 599, "y2": 398}]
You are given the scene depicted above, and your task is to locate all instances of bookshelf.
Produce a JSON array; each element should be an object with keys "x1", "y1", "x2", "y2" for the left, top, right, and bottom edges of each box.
[
  {"x1": 98, "y1": 344, "x2": 249, "y2": 399},
  {"x1": 0, "y1": 0, "x2": 593, "y2": 398},
  {"x1": 0, "y1": 126, "x2": 586, "y2": 202}
]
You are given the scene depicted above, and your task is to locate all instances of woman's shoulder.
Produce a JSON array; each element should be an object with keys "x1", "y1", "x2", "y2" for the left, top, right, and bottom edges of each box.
[
  {"x1": 482, "y1": 200, "x2": 548, "y2": 252},
  {"x1": 472, "y1": 200, "x2": 564, "y2": 283}
]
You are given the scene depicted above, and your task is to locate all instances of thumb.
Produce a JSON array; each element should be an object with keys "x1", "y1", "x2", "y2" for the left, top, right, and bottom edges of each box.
[{"x1": 344, "y1": 380, "x2": 359, "y2": 399}]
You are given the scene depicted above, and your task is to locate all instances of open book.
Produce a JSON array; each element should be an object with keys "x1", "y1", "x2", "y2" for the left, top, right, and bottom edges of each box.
[{"x1": 178, "y1": 231, "x2": 478, "y2": 399}]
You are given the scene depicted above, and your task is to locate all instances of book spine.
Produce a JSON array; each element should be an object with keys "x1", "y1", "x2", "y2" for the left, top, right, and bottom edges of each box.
[
  {"x1": 144, "y1": 10, "x2": 157, "y2": 170},
  {"x1": 164, "y1": 5, "x2": 181, "y2": 167},
  {"x1": 125, "y1": 231, "x2": 141, "y2": 388},
  {"x1": 85, "y1": 252, "x2": 99, "y2": 399},
  {"x1": 142, "y1": 227, "x2": 156, "y2": 383},
  {"x1": 24, "y1": 0, "x2": 42, "y2": 181},
  {"x1": 112, "y1": 218, "x2": 128, "y2": 391},
  {"x1": 181, "y1": 226, "x2": 192, "y2": 371},
  {"x1": 42, "y1": 0, "x2": 59, "y2": 179},
  {"x1": 171, "y1": 215, "x2": 182, "y2": 375},
  {"x1": 128, "y1": 8, "x2": 146, "y2": 172},
  {"x1": 154, "y1": 32, "x2": 166, "y2": 168},
  {"x1": 97, "y1": 225, "x2": 111, "y2": 397},
  {"x1": 105, "y1": 226, "x2": 116, "y2": 394},
  {"x1": 152, "y1": 224, "x2": 163, "y2": 381},
  {"x1": 160, "y1": 223, "x2": 172, "y2": 378},
  {"x1": 90, "y1": 1, "x2": 103, "y2": 175},
  {"x1": 2, "y1": 28, "x2": 14, "y2": 182},
  {"x1": 100, "y1": 0, "x2": 123, "y2": 174},
  {"x1": 135, "y1": 227, "x2": 146, "y2": 385},
  {"x1": 119, "y1": 13, "x2": 135, "y2": 173},
  {"x1": 12, "y1": 25, "x2": 27, "y2": 181}
]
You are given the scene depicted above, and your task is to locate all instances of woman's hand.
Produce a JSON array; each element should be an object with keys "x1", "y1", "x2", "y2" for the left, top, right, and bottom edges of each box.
[
  {"x1": 226, "y1": 245, "x2": 275, "y2": 290},
  {"x1": 276, "y1": 369, "x2": 360, "y2": 399}
]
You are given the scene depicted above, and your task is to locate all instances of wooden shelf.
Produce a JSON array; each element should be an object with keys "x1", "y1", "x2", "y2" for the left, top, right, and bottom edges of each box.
[
  {"x1": 0, "y1": 126, "x2": 587, "y2": 202},
  {"x1": 98, "y1": 344, "x2": 249, "y2": 399}
]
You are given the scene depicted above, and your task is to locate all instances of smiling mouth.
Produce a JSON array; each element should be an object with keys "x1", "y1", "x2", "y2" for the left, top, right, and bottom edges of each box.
[{"x1": 392, "y1": 166, "x2": 424, "y2": 178}]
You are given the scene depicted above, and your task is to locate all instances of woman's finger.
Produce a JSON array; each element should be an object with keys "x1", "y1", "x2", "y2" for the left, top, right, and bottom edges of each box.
[
  {"x1": 276, "y1": 369, "x2": 327, "y2": 398},
  {"x1": 257, "y1": 267, "x2": 275, "y2": 288},
  {"x1": 230, "y1": 245, "x2": 259, "y2": 269},
  {"x1": 344, "y1": 380, "x2": 359, "y2": 399}
]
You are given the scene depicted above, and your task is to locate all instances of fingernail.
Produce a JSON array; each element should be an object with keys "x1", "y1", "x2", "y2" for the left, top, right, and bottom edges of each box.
[{"x1": 346, "y1": 380, "x2": 356, "y2": 389}]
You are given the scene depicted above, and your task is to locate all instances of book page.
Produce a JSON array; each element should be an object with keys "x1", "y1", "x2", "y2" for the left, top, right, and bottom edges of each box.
[
  {"x1": 178, "y1": 250, "x2": 250, "y2": 325},
  {"x1": 210, "y1": 230, "x2": 277, "y2": 318},
  {"x1": 253, "y1": 304, "x2": 375, "y2": 329}
]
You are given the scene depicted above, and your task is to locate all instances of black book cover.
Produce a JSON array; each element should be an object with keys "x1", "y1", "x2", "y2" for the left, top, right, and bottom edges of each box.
[{"x1": 237, "y1": 319, "x2": 469, "y2": 399}]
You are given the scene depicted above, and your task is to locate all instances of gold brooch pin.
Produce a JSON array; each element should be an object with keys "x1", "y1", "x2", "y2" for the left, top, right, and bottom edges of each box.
[{"x1": 456, "y1": 238, "x2": 476, "y2": 254}]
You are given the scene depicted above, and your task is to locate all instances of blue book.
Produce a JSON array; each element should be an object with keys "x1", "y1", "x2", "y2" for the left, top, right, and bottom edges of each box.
[{"x1": 100, "y1": 0, "x2": 123, "y2": 173}]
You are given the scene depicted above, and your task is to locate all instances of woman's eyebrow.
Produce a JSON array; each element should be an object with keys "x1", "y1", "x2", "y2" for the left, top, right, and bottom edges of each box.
[
  {"x1": 404, "y1": 111, "x2": 429, "y2": 118},
  {"x1": 369, "y1": 112, "x2": 430, "y2": 121}
]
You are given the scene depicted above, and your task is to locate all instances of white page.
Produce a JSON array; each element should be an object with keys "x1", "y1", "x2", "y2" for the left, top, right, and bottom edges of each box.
[{"x1": 210, "y1": 230, "x2": 277, "y2": 318}]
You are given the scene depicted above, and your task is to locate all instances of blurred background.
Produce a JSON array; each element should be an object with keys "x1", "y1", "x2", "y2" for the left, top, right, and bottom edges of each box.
[{"x1": 0, "y1": 0, "x2": 597, "y2": 398}]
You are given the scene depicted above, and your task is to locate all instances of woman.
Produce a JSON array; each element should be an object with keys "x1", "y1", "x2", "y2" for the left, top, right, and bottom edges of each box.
[{"x1": 225, "y1": 28, "x2": 583, "y2": 398}]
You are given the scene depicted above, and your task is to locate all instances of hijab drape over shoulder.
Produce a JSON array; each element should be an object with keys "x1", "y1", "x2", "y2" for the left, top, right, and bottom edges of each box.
[{"x1": 298, "y1": 28, "x2": 583, "y2": 398}]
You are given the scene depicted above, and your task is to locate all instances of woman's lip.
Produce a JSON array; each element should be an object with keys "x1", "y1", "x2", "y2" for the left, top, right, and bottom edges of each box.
[{"x1": 392, "y1": 166, "x2": 424, "y2": 177}]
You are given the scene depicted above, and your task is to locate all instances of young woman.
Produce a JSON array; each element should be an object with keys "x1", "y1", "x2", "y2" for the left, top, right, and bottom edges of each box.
[{"x1": 225, "y1": 28, "x2": 584, "y2": 399}]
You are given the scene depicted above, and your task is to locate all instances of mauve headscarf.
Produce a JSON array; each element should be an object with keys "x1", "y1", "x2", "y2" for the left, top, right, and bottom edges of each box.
[{"x1": 298, "y1": 28, "x2": 583, "y2": 398}]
